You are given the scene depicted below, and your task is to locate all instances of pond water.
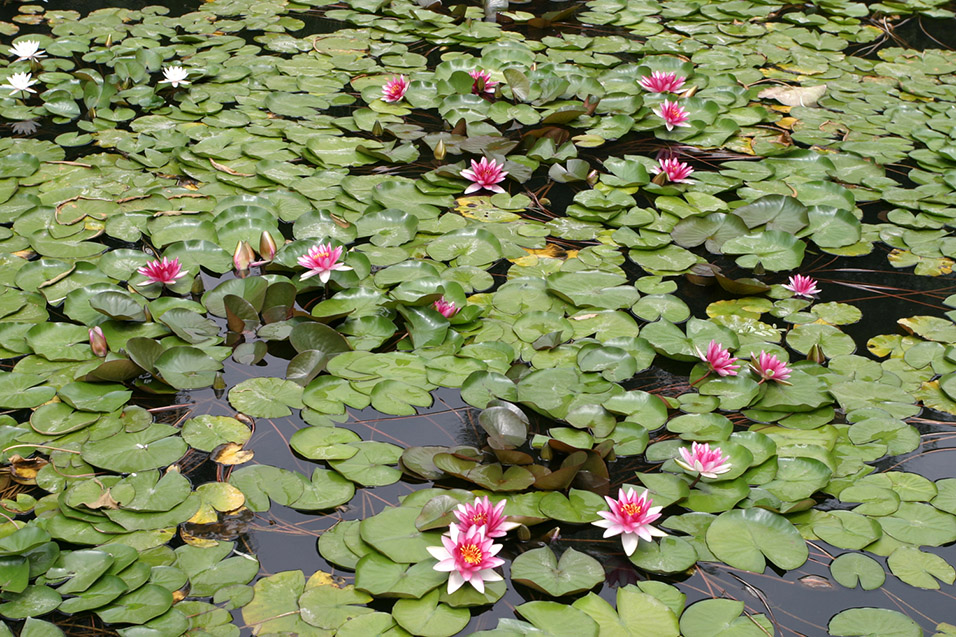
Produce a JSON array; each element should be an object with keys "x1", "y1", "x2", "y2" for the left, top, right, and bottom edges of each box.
[{"x1": 2, "y1": 0, "x2": 956, "y2": 635}]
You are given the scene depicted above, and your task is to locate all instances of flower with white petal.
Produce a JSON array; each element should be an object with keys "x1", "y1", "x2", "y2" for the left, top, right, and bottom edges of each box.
[
  {"x1": 10, "y1": 120, "x2": 39, "y2": 135},
  {"x1": 9, "y1": 40, "x2": 45, "y2": 63},
  {"x1": 159, "y1": 66, "x2": 190, "y2": 88},
  {"x1": 1, "y1": 72, "x2": 38, "y2": 96}
]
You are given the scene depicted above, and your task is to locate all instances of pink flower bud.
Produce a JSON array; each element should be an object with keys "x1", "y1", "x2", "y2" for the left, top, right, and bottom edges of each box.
[{"x1": 89, "y1": 326, "x2": 108, "y2": 357}]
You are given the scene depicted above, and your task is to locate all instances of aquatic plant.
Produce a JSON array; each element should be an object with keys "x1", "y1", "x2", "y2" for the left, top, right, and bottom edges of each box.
[
  {"x1": 0, "y1": 0, "x2": 953, "y2": 634},
  {"x1": 592, "y1": 488, "x2": 666, "y2": 556}
]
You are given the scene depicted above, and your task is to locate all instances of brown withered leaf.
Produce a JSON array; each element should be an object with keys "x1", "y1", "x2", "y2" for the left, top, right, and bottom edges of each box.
[
  {"x1": 8, "y1": 455, "x2": 48, "y2": 484},
  {"x1": 211, "y1": 442, "x2": 254, "y2": 465}
]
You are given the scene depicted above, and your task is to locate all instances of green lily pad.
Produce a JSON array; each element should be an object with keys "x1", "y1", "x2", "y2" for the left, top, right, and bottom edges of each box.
[
  {"x1": 228, "y1": 377, "x2": 304, "y2": 418},
  {"x1": 511, "y1": 547, "x2": 603, "y2": 597},
  {"x1": 828, "y1": 608, "x2": 921, "y2": 637},
  {"x1": 391, "y1": 590, "x2": 470, "y2": 637},
  {"x1": 705, "y1": 508, "x2": 808, "y2": 572}
]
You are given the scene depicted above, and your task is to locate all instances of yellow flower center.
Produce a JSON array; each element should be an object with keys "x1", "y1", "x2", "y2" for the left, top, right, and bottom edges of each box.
[
  {"x1": 621, "y1": 502, "x2": 642, "y2": 517},
  {"x1": 471, "y1": 512, "x2": 487, "y2": 524},
  {"x1": 460, "y1": 543, "x2": 483, "y2": 565}
]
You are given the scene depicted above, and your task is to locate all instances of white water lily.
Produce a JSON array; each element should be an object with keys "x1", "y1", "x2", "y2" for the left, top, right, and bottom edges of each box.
[
  {"x1": 159, "y1": 65, "x2": 190, "y2": 88},
  {"x1": 9, "y1": 40, "x2": 45, "y2": 62},
  {"x1": 10, "y1": 120, "x2": 39, "y2": 135},
  {"x1": 1, "y1": 72, "x2": 38, "y2": 96}
]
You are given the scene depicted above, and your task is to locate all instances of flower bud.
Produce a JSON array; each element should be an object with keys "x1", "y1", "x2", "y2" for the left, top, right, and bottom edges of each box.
[
  {"x1": 371, "y1": 119, "x2": 384, "y2": 137},
  {"x1": 807, "y1": 343, "x2": 826, "y2": 364},
  {"x1": 680, "y1": 85, "x2": 698, "y2": 98},
  {"x1": 259, "y1": 231, "x2": 277, "y2": 262},
  {"x1": 233, "y1": 240, "x2": 255, "y2": 273},
  {"x1": 586, "y1": 169, "x2": 600, "y2": 187},
  {"x1": 212, "y1": 371, "x2": 226, "y2": 398},
  {"x1": 434, "y1": 139, "x2": 446, "y2": 161},
  {"x1": 89, "y1": 326, "x2": 108, "y2": 357}
]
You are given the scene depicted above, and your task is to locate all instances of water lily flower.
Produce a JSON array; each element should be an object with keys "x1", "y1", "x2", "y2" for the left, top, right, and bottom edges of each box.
[
  {"x1": 652, "y1": 99, "x2": 690, "y2": 131},
  {"x1": 651, "y1": 157, "x2": 695, "y2": 183},
  {"x1": 233, "y1": 240, "x2": 255, "y2": 273},
  {"x1": 137, "y1": 257, "x2": 188, "y2": 286},
  {"x1": 259, "y1": 230, "x2": 277, "y2": 263},
  {"x1": 638, "y1": 71, "x2": 685, "y2": 94},
  {"x1": 433, "y1": 297, "x2": 459, "y2": 318},
  {"x1": 89, "y1": 326, "x2": 108, "y2": 357},
  {"x1": 782, "y1": 274, "x2": 820, "y2": 298},
  {"x1": 751, "y1": 351, "x2": 791, "y2": 384},
  {"x1": 9, "y1": 40, "x2": 45, "y2": 62},
  {"x1": 426, "y1": 524, "x2": 504, "y2": 594},
  {"x1": 453, "y1": 496, "x2": 519, "y2": 539},
  {"x1": 470, "y1": 69, "x2": 497, "y2": 96},
  {"x1": 675, "y1": 442, "x2": 732, "y2": 479},
  {"x1": 159, "y1": 66, "x2": 190, "y2": 88},
  {"x1": 298, "y1": 243, "x2": 352, "y2": 283},
  {"x1": 461, "y1": 157, "x2": 507, "y2": 194},
  {"x1": 1, "y1": 72, "x2": 37, "y2": 96},
  {"x1": 697, "y1": 340, "x2": 739, "y2": 377},
  {"x1": 381, "y1": 75, "x2": 409, "y2": 103},
  {"x1": 592, "y1": 488, "x2": 666, "y2": 556},
  {"x1": 10, "y1": 120, "x2": 38, "y2": 135}
]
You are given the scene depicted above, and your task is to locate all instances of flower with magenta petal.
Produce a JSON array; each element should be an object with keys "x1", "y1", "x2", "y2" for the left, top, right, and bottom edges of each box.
[
  {"x1": 697, "y1": 340, "x2": 739, "y2": 377},
  {"x1": 454, "y1": 496, "x2": 519, "y2": 539},
  {"x1": 461, "y1": 156, "x2": 507, "y2": 194},
  {"x1": 426, "y1": 524, "x2": 504, "y2": 594},
  {"x1": 470, "y1": 69, "x2": 497, "y2": 96},
  {"x1": 381, "y1": 75, "x2": 409, "y2": 103},
  {"x1": 638, "y1": 71, "x2": 685, "y2": 94},
  {"x1": 298, "y1": 243, "x2": 353, "y2": 283},
  {"x1": 433, "y1": 296, "x2": 459, "y2": 318},
  {"x1": 675, "y1": 442, "x2": 732, "y2": 479},
  {"x1": 137, "y1": 257, "x2": 188, "y2": 287},
  {"x1": 89, "y1": 326, "x2": 108, "y2": 358},
  {"x1": 592, "y1": 488, "x2": 666, "y2": 556},
  {"x1": 782, "y1": 274, "x2": 820, "y2": 298},
  {"x1": 651, "y1": 157, "x2": 694, "y2": 184},
  {"x1": 652, "y1": 99, "x2": 690, "y2": 131},
  {"x1": 751, "y1": 351, "x2": 791, "y2": 384}
]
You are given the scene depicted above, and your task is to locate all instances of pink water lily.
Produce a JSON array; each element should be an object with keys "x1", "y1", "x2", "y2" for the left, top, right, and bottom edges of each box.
[
  {"x1": 454, "y1": 496, "x2": 519, "y2": 539},
  {"x1": 381, "y1": 75, "x2": 409, "y2": 103},
  {"x1": 461, "y1": 157, "x2": 507, "y2": 194},
  {"x1": 653, "y1": 99, "x2": 690, "y2": 131},
  {"x1": 676, "y1": 442, "x2": 732, "y2": 479},
  {"x1": 298, "y1": 243, "x2": 353, "y2": 283},
  {"x1": 470, "y1": 69, "x2": 498, "y2": 96},
  {"x1": 433, "y1": 296, "x2": 459, "y2": 318},
  {"x1": 137, "y1": 257, "x2": 188, "y2": 286},
  {"x1": 697, "y1": 340, "x2": 739, "y2": 377},
  {"x1": 782, "y1": 274, "x2": 820, "y2": 298},
  {"x1": 639, "y1": 71, "x2": 685, "y2": 94},
  {"x1": 592, "y1": 488, "x2": 666, "y2": 556},
  {"x1": 89, "y1": 327, "x2": 108, "y2": 357},
  {"x1": 652, "y1": 157, "x2": 694, "y2": 183},
  {"x1": 751, "y1": 351, "x2": 791, "y2": 384},
  {"x1": 427, "y1": 524, "x2": 504, "y2": 594}
]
